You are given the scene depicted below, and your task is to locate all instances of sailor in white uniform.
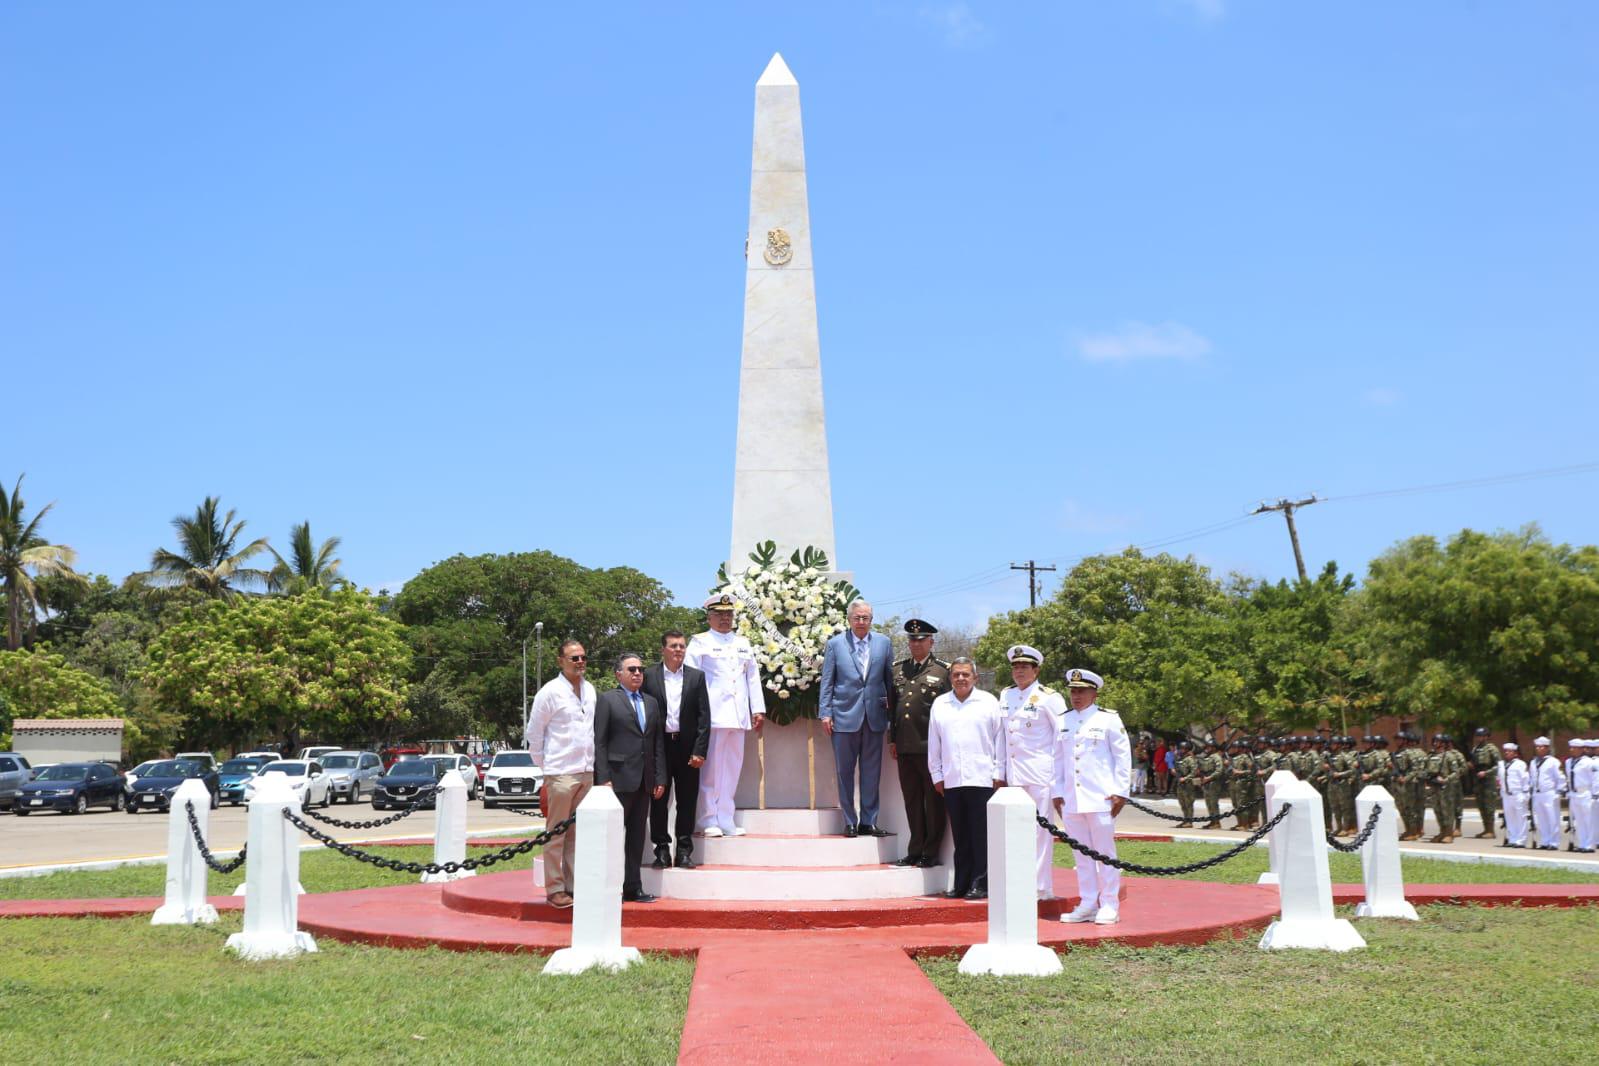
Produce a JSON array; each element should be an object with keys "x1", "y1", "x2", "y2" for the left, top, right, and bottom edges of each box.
[
  {"x1": 1528, "y1": 736, "x2": 1564, "y2": 850},
  {"x1": 684, "y1": 592, "x2": 766, "y2": 838},
  {"x1": 1567, "y1": 739, "x2": 1596, "y2": 853},
  {"x1": 1052, "y1": 668, "x2": 1132, "y2": 925},
  {"x1": 1497, "y1": 743, "x2": 1530, "y2": 848},
  {"x1": 998, "y1": 644, "x2": 1066, "y2": 899}
]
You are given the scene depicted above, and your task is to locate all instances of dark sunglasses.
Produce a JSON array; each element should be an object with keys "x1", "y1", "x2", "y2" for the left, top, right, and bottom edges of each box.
[
  {"x1": 566, "y1": 655, "x2": 587, "y2": 663},
  {"x1": 621, "y1": 665, "x2": 644, "y2": 673}
]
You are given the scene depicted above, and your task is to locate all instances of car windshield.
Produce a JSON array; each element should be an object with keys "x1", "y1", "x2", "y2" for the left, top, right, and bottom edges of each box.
[
  {"x1": 260, "y1": 762, "x2": 306, "y2": 777},
  {"x1": 35, "y1": 765, "x2": 89, "y2": 781},
  {"x1": 220, "y1": 759, "x2": 264, "y2": 773},
  {"x1": 321, "y1": 755, "x2": 358, "y2": 769},
  {"x1": 144, "y1": 760, "x2": 205, "y2": 777},
  {"x1": 131, "y1": 760, "x2": 158, "y2": 775},
  {"x1": 491, "y1": 753, "x2": 535, "y2": 768},
  {"x1": 389, "y1": 761, "x2": 444, "y2": 780}
]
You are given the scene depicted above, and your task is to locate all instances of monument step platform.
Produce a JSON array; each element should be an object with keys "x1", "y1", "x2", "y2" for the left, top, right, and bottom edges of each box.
[
  {"x1": 643, "y1": 862, "x2": 948, "y2": 901},
  {"x1": 696, "y1": 832, "x2": 898, "y2": 867},
  {"x1": 731, "y1": 807, "x2": 848, "y2": 835}
]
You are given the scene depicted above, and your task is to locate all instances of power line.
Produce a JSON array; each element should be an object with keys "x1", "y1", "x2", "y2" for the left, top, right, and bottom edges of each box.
[{"x1": 1009, "y1": 560, "x2": 1057, "y2": 608}]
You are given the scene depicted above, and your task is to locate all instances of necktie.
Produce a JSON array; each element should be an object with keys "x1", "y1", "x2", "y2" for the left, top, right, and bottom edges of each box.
[
  {"x1": 856, "y1": 638, "x2": 868, "y2": 676},
  {"x1": 630, "y1": 692, "x2": 645, "y2": 732}
]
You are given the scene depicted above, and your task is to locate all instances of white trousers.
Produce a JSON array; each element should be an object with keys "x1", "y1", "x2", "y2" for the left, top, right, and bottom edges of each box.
[
  {"x1": 1063, "y1": 811, "x2": 1120, "y2": 912},
  {"x1": 1531, "y1": 791, "x2": 1561, "y2": 846},
  {"x1": 1019, "y1": 783, "x2": 1054, "y2": 898},
  {"x1": 1568, "y1": 792, "x2": 1593, "y2": 850},
  {"x1": 1501, "y1": 792, "x2": 1529, "y2": 845},
  {"x1": 698, "y1": 727, "x2": 746, "y2": 834}
]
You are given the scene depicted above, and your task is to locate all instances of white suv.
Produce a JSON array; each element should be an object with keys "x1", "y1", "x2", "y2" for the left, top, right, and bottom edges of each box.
[
  {"x1": 482, "y1": 750, "x2": 543, "y2": 810},
  {"x1": 421, "y1": 753, "x2": 480, "y2": 800}
]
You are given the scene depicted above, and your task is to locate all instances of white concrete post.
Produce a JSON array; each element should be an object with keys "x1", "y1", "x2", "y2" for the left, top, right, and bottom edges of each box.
[
  {"x1": 958, "y1": 787, "x2": 1062, "y2": 976},
  {"x1": 151, "y1": 779, "x2": 220, "y2": 925},
  {"x1": 1259, "y1": 778, "x2": 1365, "y2": 951},
  {"x1": 1258, "y1": 769, "x2": 1296, "y2": 885},
  {"x1": 1353, "y1": 785, "x2": 1418, "y2": 920},
  {"x1": 543, "y1": 785, "x2": 641, "y2": 974},
  {"x1": 421, "y1": 770, "x2": 474, "y2": 883},
  {"x1": 225, "y1": 773, "x2": 317, "y2": 960}
]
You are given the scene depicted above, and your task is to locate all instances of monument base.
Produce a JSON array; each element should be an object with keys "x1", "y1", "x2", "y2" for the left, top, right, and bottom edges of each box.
[
  {"x1": 151, "y1": 902, "x2": 218, "y2": 926},
  {"x1": 1258, "y1": 918, "x2": 1366, "y2": 951},
  {"x1": 1353, "y1": 899, "x2": 1419, "y2": 921},
  {"x1": 1257, "y1": 872, "x2": 1278, "y2": 885},
  {"x1": 542, "y1": 946, "x2": 642, "y2": 975},
  {"x1": 421, "y1": 868, "x2": 477, "y2": 885},
  {"x1": 957, "y1": 942, "x2": 1063, "y2": 977},
  {"x1": 225, "y1": 930, "x2": 318, "y2": 960}
]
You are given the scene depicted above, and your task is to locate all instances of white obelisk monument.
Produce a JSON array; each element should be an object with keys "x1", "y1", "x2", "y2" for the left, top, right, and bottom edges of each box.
[{"x1": 728, "y1": 53, "x2": 837, "y2": 573}]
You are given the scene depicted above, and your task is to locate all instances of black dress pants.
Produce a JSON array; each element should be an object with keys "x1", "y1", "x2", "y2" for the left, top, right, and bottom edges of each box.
[
  {"x1": 944, "y1": 785, "x2": 994, "y2": 896},
  {"x1": 616, "y1": 786, "x2": 650, "y2": 896},
  {"x1": 649, "y1": 731, "x2": 701, "y2": 852},
  {"x1": 897, "y1": 752, "x2": 945, "y2": 859}
]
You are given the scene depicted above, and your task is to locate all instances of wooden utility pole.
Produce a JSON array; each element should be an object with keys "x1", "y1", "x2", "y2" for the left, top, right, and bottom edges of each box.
[
  {"x1": 1010, "y1": 560, "x2": 1057, "y2": 608},
  {"x1": 1252, "y1": 496, "x2": 1320, "y2": 581}
]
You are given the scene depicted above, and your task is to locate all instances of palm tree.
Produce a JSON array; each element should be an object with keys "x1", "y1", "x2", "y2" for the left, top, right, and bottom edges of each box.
[
  {"x1": 143, "y1": 496, "x2": 272, "y2": 597},
  {"x1": 269, "y1": 521, "x2": 345, "y2": 593},
  {"x1": 1, "y1": 475, "x2": 85, "y2": 649}
]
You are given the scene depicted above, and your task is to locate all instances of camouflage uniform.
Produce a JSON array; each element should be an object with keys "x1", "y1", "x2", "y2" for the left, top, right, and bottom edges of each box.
[
  {"x1": 1468, "y1": 737, "x2": 1503, "y2": 838},
  {"x1": 1228, "y1": 745, "x2": 1256, "y2": 829},
  {"x1": 1174, "y1": 749, "x2": 1200, "y2": 825},
  {"x1": 1423, "y1": 747, "x2": 1447, "y2": 840},
  {"x1": 1198, "y1": 747, "x2": 1227, "y2": 827},
  {"x1": 1307, "y1": 746, "x2": 1333, "y2": 830},
  {"x1": 1329, "y1": 740, "x2": 1360, "y2": 834},
  {"x1": 1393, "y1": 738, "x2": 1429, "y2": 840},
  {"x1": 1439, "y1": 743, "x2": 1468, "y2": 842},
  {"x1": 1359, "y1": 740, "x2": 1393, "y2": 796}
]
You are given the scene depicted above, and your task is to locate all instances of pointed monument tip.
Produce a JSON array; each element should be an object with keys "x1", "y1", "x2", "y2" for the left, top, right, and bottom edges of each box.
[{"x1": 758, "y1": 52, "x2": 796, "y2": 86}]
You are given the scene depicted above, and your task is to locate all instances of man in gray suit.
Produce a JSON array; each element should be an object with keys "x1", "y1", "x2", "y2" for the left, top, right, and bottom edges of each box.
[
  {"x1": 820, "y1": 599, "x2": 895, "y2": 837},
  {"x1": 594, "y1": 652, "x2": 668, "y2": 903}
]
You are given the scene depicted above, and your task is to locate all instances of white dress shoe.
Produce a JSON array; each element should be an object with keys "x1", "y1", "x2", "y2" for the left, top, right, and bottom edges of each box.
[
  {"x1": 1061, "y1": 905, "x2": 1096, "y2": 924},
  {"x1": 1093, "y1": 907, "x2": 1120, "y2": 925},
  {"x1": 727, "y1": 826, "x2": 746, "y2": 837},
  {"x1": 703, "y1": 826, "x2": 724, "y2": 838}
]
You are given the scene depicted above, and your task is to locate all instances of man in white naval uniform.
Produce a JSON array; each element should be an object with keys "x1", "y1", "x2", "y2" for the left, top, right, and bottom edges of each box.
[
  {"x1": 685, "y1": 592, "x2": 766, "y2": 838},
  {"x1": 998, "y1": 644, "x2": 1066, "y2": 899},
  {"x1": 1568, "y1": 739, "x2": 1596, "y2": 853},
  {"x1": 1052, "y1": 668, "x2": 1132, "y2": 925},
  {"x1": 1528, "y1": 736, "x2": 1564, "y2": 850},
  {"x1": 1497, "y1": 742, "x2": 1530, "y2": 848}
]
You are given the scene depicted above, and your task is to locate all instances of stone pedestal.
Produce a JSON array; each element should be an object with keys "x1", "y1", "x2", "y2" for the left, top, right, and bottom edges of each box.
[
  {"x1": 1258, "y1": 769, "x2": 1296, "y2": 885},
  {"x1": 421, "y1": 770, "x2": 475, "y2": 884},
  {"x1": 225, "y1": 774, "x2": 317, "y2": 960},
  {"x1": 1353, "y1": 785, "x2": 1418, "y2": 921},
  {"x1": 734, "y1": 718, "x2": 838, "y2": 810},
  {"x1": 151, "y1": 778, "x2": 219, "y2": 926},
  {"x1": 1258, "y1": 778, "x2": 1365, "y2": 952},
  {"x1": 544, "y1": 786, "x2": 641, "y2": 974},
  {"x1": 958, "y1": 788, "x2": 1062, "y2": 976}
]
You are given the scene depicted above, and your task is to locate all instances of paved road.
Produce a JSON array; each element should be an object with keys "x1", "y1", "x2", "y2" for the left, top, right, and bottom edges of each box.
[{"x1": 0, "y1": 797, "x2": 547, "y2": 870}]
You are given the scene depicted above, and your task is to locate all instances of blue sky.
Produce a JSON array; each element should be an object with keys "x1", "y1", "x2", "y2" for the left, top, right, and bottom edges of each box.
[{"x1": 4, "y1": 3, "x2": 1596, "y2": 627}]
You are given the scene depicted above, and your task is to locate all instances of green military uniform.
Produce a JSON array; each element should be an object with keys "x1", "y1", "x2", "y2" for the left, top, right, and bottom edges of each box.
[
  {"x1": 1393, "y1": 738, "x2": 1428, "y2": 840},
  {"x1": 1360, "y1": 742, "x2": 1393, "y2": 794},
  {"x1": 886, "y1": 642, "x2": 951, "y2": 866},
  {"x1": 1422, "y1": 747, "x2": 1447, "y2": 840},
  {"x1": 1468, "y1": 736, "x2": 1503, "y2": 838},
  {"x1": 1198, "y1": 747, "x2": 1227, "y2": 827},
  {"x1": 1438, "y1": 743, "x2": 1468, "y2": 842},
  {"x1": 1307, "y1": 746, "x2": 1332, "y2": 830},
  {"x1": 1228, "y1": 746, "x2": 1256, "y2": 829},
  {"x1": 1175, "y1": 749, "x2": 1200, "y2": 825},
  {"x1": 1329, "y1": 740, "x2": 1360, "y2": 834}
]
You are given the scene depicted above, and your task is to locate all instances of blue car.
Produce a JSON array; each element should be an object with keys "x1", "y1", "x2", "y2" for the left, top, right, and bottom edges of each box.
[
  {"x1": 15, "y1": 762, "x2": 125, "y2": 815},
  {"x1": 217, "y1": 756, "x2": 274, "y2": 806},
  {"x1": 126, "y1": 759, "x2": 221, "y2": 814}
]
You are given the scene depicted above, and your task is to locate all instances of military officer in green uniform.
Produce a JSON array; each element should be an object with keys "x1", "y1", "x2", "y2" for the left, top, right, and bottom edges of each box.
[
  {"x1": 1174, "y1": 741, "x2": 1200, "y2": 826},
  {"x1": 886, "y1": 619, "x2": 952, "y2": 868},
  {"x1": 1227, "y1": 740, "x2": 1255, "y2": 829},
  {"x1": 1329, "y1": 735, "x2": 1360, "y2": 836},
  {"x1": 1307, "y1": 736, "x2": 1333, "y2": 830},
  {"x1": 1393, "y1": 731, "x2": 1428, "y2": 841},
  {"x1": 1359, "y1": 734, "x2": 1393, "y2": 799},
  {"x1": 1432, "y1": 734, "x2": 1468, "y2": 843},
  {"x1": 1198, "y1": 738, "x2": 1227, "y2": 829},
  {"x1": 1468, "y1": 727, "x2": 1502, "y2": 838},
  {"x1": 1251, "y1": 736, "x2": 1278, "y2": 819}
]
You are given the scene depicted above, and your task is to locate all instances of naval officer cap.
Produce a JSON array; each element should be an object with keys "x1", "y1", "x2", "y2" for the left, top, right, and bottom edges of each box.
[
  {"x1": 702, "y1": 592, "x2": 739, "y2": 612},
  {"x1": 1534, "y1": 735, "x2": 1552, "y2": 746},
  {"x1": 1065, "y1": 667, "x2": 1103, "y2": 690},
  {"x1": 904, "y1": 618, "x2": 938, "y2": 638},
  {"x1": 1006, "y1": 644, "x2": 1043, "y2": 666}
]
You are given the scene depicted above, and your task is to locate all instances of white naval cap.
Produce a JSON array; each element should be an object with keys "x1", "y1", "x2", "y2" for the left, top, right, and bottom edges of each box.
[
  {"x1": 703, "y1": 591, "x2": 739, "y2": 612},
  {"x1": 1065, "y1": 667, "x2": 1103, "y2": 690},
  {"x1": 1006, "y1": 644, "x2": 1043, "y2": 666},
  {"x1": 1502, "y1": 741, "x2": 1519, "y2": 750},
  {"x1": 1534, "y1": 736, "x2": 1552, "y2": 746}
]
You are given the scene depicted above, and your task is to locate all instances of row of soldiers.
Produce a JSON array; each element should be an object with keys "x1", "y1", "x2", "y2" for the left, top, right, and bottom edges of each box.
[{"x1": 1170, "y1": 731, "x2": 1497, "y2": 842}]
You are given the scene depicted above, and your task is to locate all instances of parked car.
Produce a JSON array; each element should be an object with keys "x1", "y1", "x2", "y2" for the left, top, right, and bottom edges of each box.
[
  {"x1": 237, "y1": 750, "x2": 284, "y2": 762},
  {"x1": 380, "y1": 745, "x2": 426, "y2": 770},
  {"x1": 15, "y1": 762, "x2": 125, "y2": 815},
  {"x1": 0, "y1": 752, "x2": 35, "y2": 811},
  {"x1": 372, "y1": 758, "x2": 448, "y2": 810},
  {"x1": 481, "y1": 750, "x2": 543, "y2": 810},
  {"x1": 122, "y1": 759, "x2": 161, "y2": 797},
  {"x1": 127, "y1": 759, "x2": 221, "y2": 814},
  {"x1": 216, "y1": 756, "x2": 275, "y2": 805},
  {"x1": 421, "y1": 753, "x2": 480, "y2": 799},
  {"x1": 298, "y1": 745, "x2": 342, "y2": 763},
  {"x1": 317, "y1": 751, "x2": 383, "y2": 804},
  {"x1": 244, "y1": 760, "x2": 333, "y2": 807},
  {"x1": 175, "y1": 751, "x2": 217, "y2": 771}
]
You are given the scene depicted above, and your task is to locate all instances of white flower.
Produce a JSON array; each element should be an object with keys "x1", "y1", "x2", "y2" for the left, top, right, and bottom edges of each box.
[{"x1": 778, "y1": 689, "x2": 790, "y2": 699}]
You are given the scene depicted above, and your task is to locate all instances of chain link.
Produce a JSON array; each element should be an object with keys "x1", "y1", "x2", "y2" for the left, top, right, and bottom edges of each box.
[
  {"x1": 184, "y1": 801, "x2": 248, "y2": 874},
  {"x1": 282, "y1": 807, "x2": 576, "y2": 876},
  {"x1": 1124, "y1": 793, "x2": 1263, "y2": 825},
  {"x1": 296, "y1": 793, "x2": 429, "y2": 829},
  {"x1": 1038, "y1": 803, "x2": 1292, "y2": 876},
  {"x1": 1325, "y1": 804, "x2": 1383, "y2": 852}
]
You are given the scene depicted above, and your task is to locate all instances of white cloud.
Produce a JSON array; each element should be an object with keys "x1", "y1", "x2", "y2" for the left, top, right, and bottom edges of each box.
[
  {"x1": 918, "y1": 3, "x2": 986, "y2": 46},
  {"x1": 1362, "y1": 387, "x2": 1402, "y2": 408},
  {"x1": 1076, "y1": 321, "x2": 1212, "y2": 364}
]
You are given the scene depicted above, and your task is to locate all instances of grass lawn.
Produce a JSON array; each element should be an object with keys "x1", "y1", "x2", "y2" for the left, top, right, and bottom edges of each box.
[
  {"x1": 1, "y1": 914, "x2": 691, "y2": 1064},
  {"x1": 1086, "y1": 841, "x2": 1599, "y2": 884},
  {"x1": 924, "y1": 904, "x2": 1599, "y2": 1065}
]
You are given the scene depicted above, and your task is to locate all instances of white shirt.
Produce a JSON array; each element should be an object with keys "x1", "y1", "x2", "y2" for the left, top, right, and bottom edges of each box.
[
  {"x1": 1053, "y1": 703, "x2": 1132, "y2": 814},
  {"x1": 1529, "y1": 754, "x2": 1564, "y2": 795},
  {"x1": 685, "y1": 629, "x2": 766, "y2": 729},
  {"x1": 523, "y1": 675, "x2": 596, "y2": 776},
  {"x1": 1498, "y1": 758, "x2": 1529, "y2": 795},
  {"x1": 926, "y1": 689, "x2": 1006, "y2": 789},
  {"x1": 663, "y1": 667, "x2": 685, "y2": 734},
  {"x1": 999, "y1": 682, "x2": 1065, "y2": 787},
  {"x1": 1572, "y1": 755, "x2": 1596, "y2": 795}
]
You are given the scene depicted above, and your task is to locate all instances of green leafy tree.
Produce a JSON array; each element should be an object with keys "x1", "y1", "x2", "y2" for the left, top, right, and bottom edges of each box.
[
  {"x1": 0, "y1": 475, "x2": 85, "y2": 649},
  {"x1": 142, "y1": 496, "x2": 272, "y2": 597},
  {"x1": 269, "y1": 521, "x2": 345, "y2": 593},
  {"x1": 0, "y1": 647, "x2": 122, "y2": 750},
  {"x1": 141, "y1": 587, "x2": 411, "y2": 751},
  {"x1": 1361, "y1": 525, "x2": 1599, "y2": 736}
]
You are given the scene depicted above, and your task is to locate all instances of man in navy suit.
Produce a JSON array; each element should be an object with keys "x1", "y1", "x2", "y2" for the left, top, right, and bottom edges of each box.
[
  {"x1": 594, "y1": 652, "x2": 668, "y2": 903},
  {"x1": 820, "y1": 598, "x2": 895, "y2": 837}
]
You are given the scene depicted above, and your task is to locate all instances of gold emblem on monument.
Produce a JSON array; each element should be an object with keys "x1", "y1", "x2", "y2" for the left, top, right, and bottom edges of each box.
[{"x1": 763, "y1": 227, "x2": 793, "y2": 266}]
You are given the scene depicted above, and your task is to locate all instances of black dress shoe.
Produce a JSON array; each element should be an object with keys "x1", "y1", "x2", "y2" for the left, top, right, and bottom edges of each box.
[
  {"x1": 859, "y1": 825, "x2": 889, "y2": 837},
  {"x1": 652, "y1": 845, "x2": 671, "y2": 869},
  {"x1": 844, "y1": 824, "x2": 858, "y2": 838},
  {"x1": 622, "y1": 891, "x2": 659, "y2": 904},
  {"x1": 918, "y1": 856, "x2": 942, "y2": 868},
  {"x1": 942, "y1": 889, "x2": 968, "y2": 899},
  {"x1": 964, "y1": 888, "x2": 987, "y2": 901},
  {"x1": 893, "y1": 855, "x2": 919, "y2": 867},
  {"x1": 674, "y1": 852, "x2": 697, "y2": 869}
]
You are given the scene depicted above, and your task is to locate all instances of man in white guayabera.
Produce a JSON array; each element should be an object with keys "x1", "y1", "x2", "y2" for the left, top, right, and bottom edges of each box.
[{"x1": 685, "y1": 593, "x2": 765, "y2": 838}]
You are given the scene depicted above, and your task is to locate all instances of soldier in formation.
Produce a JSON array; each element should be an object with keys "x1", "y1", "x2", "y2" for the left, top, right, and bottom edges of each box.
[
  {"x1": 1227, "y1": 740, "x2": 1256, "y2": 830},
  {"x1": 1468, "y1": 728, "x2": 1502, "y2": 838},
  {"x1": 1391, "y1": 731, "x2": 1429, "y2": 841},
  {"x1": 1328, "y1": 735, "x2": 1360, "y2": 836},
  {"x1": 1173, "y1": 741, "x2": 1199, "y2": 827},
  {"x1": 1198, "y1": 738, "x2": 1227, "y2": 829}
]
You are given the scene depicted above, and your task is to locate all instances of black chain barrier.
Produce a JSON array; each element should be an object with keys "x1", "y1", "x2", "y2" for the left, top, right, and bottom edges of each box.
[
  {"x1": 282, "y1": 807, "x2": 576, "y2": 876},
  {"x1": 1037, "y1": 802, "x2": 1292, "y2": 876},
  {"x1": 184, "y1": 801, "x2": 247, "y2": 874},
  {"x1": 1124, "y1": 793, "x2": 1263, "y2": 825},
  {"x1": 296, "y1": 794, "x2": 429, "y2": 830},
  {"x1": 1325, "y1": 804, "x2": 1383, "y2": 852}
]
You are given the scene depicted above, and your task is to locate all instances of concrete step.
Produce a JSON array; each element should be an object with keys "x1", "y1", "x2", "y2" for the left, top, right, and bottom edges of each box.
[
  {"x1": 696, "y1": 832, "x2": 898, "y2": 868},
  {"x1": 642, "y1": 862, "x2": 948, "y2": 901},
  {"x1": 732, "y1": 807, "x2": 847, "y2": 835}
]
